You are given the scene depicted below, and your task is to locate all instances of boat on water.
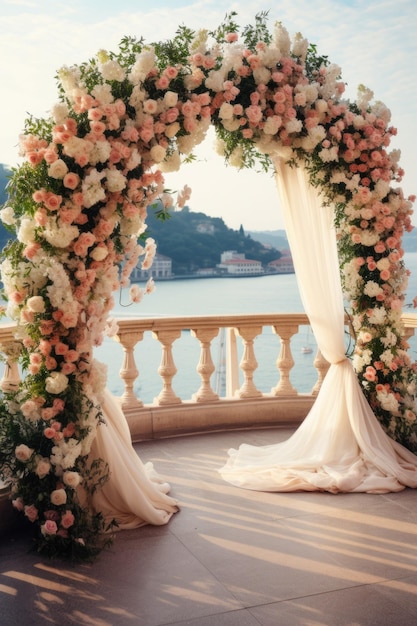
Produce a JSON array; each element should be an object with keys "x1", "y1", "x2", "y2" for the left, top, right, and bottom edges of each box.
[{"x1": 301, "y1": 326, "x2": 313, "y2": 353}]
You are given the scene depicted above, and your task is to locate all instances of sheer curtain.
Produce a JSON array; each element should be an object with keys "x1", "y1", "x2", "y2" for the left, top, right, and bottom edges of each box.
[{"x1": 219, "y1": 158, "x2": 417, "y2": 493}]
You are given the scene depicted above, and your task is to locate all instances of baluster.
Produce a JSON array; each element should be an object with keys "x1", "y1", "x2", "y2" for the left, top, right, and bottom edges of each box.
[
  {"x1": 271, "y1": 324, "x2": 298, "y2": 396},
  {"x1": 0, "y1": 342, "x2": 21, "y2": 392},
  {"x1": 191, "y1": 327, "x2": 219, "y2": 402},
  {"x1": 152, "y1": 329, "x2": 181, "y2": 405},
  {"x1": 226, "y1": 327, "x2": 239, "y2": 398},
  {"x1": 312, "y1": 348, "x2": 330, "y2": 395},
  {"x1": 114, "y1": 328, "x2": 144, "y2": 410},
  {"x1": 234, "y1": 325, "x2": 263, "y2": 398}
]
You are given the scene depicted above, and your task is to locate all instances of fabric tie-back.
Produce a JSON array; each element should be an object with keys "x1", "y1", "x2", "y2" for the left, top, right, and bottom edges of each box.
[{"x1": 219, "y1": 158, "x2": 417, "y2": 493}]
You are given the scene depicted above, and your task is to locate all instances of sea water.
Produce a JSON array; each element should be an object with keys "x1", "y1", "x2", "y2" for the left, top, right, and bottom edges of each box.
[{"x1": 95, "y1": 252, "x2": 417, "y2": 403}]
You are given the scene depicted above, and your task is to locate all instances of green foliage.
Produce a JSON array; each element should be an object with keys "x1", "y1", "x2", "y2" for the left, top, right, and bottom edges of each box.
[
  {"x1": 242, "y1": 10, "x2": 272, "y2": 49},
  {"x1": 208, "y1": 11, "x2": 240, "y2": 44},
  {"x1": 152, "y1": 25, "x2": 196, "y2": 68},
  {"x1": 304, "y1": 42, "x2": 331, "y2": 79}
]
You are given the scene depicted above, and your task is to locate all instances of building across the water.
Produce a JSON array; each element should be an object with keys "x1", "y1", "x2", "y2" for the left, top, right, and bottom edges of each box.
[
  {"x1": 267, "y1": 253, "x2": 294, "y2": 274},
  {"x1": 217, "y1": 251, "x2": 264, "y2": 276}
]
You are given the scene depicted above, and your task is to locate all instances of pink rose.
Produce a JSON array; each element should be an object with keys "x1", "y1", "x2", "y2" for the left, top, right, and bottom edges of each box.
[
  {"x1": 54, "y1": 342, "x2": 69, "y2": 356},
  {"x1": 164, "y1": 66, "x2": 178, "y2": 79},
  {"x1": 61, "y1": 510, "x2": 75, "y2": 529},
  {"x1": 63, "y1": 172, "x2": 80, "y2": 190},
  {"x1": 44, "y1": 509, "x2": 60, "y2": 522},
  {"x1": 226, "y1": 32, "x2": 238, "y2": 43},
  {"x1": 53, "y1": 398, "x2": 65, "y2": 413},
  {"x1": 12, "y1": 497, "x2": 24, "y2": 511},
  {"x1": 41, "y1": 520, "x2": 58, "y2": 536},
  {"x1": 44, "y1": 192, "x2": 62, "y2": 211},
  {"x1": 44, "y1": 427, "x2": 56, "y2": 439},
  {"x1": 24, "y1": 504, "x2": 39, "y2": 522},
  {"x1": 156, "y1": 75, "x2": 170, "y2": 90},
  {"x1": 140, "y1": 128, "x2": 154, "y2": 143},
  {"x1": 61, "y1": 362, "x2": 76, "y2": 375},
  {"x1": 45, "y1": 356, "x2": 58, "y2": 370},
  {"x1": 143, "y1": 99, "x2": 158, "y2": 114}
]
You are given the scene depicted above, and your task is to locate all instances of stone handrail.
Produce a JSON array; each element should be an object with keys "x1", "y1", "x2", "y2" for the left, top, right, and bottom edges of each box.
[
  {"x1": 1, "y1": 313, "x2": 417, "y2": 440},
  {"x1": 112, "y1": 313, "x2": 326, "y2": 404}
]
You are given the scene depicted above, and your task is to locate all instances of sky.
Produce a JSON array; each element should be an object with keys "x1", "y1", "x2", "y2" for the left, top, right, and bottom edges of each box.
[{"x1": 0, "y1": 0, "x2": 416, "y2": 232}]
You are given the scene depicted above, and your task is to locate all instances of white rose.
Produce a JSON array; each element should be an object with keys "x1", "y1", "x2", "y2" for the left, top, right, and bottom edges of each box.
[
  {"x1": 253, "y1": 66, "x2": 271, "y2": 85},
  {"x1": 48, "y1": 159, "x2": 69, "y2": 179},
  {"x1": 0, "y1": 206, "x2": 16, "y2": 225},
  {"x1": 44, "y1": 223, "x2": 79, "y2": 248},
  {"x1": 45, "y1": 372, "x2": 69, "y2": 394},
  {"x1": 164, "y1": 122, "x2": 180, "y2": 139},
  {"x1": 100, "y1": 59, "x2": 126, "y2": 82},
  {"x1": 105, "y1": 169, "x2": 126, "y2": 192},
  {"x1": 63, "y1": 471, "x2": 81, "y2": 488},
  {"x1": 376, "y1": 258, "x2": 390, "y2": 271},
  {"x1": 222, "y1": 118, "x2": 241, "y2": 132},
  {"x1": 163, "y1": 91, "x2": 178, "y2": 107},
  {"x1": 50, "y1": 488, "x2": 67, "y2": 506},
  {"x1": 219, "y1": 102, "x2": 234, "y2": 120},
  {"x1": 263, "y1": 116, "x2": 281, "y2": 135},
  {"x1": 150, "y1": 145, "x2": 167, "y2": 163},
  {"x1": 51, "y1": 102, "x2": 69, "y2": 123},
  {"x1": 17, "y1": 218, "x2": 36, "y2": 244},
  {"x1": 89, "y1": 245, "x2": 109, "y2": 261},
  {"x1": 26, "y1": 296, "x2": 46, "y2": 313}
]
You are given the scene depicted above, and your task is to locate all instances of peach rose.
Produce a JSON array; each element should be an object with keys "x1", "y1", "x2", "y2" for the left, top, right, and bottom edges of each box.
[
  {"x1": 15, "y1": 444, "x2": 34, "y2": 462},
  {"x1": 50, "y1": 488, "x2": 67, "y2": 506}
]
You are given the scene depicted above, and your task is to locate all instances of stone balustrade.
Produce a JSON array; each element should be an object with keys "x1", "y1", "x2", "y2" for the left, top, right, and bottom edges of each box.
[{"x1": 1, "y1": 313, "x2": 417, "y2": 442}]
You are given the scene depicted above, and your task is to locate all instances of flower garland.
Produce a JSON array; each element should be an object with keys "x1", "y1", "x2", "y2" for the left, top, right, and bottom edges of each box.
[{"x1": 0, "y1": 11, "x2": 415, "y2": 558}]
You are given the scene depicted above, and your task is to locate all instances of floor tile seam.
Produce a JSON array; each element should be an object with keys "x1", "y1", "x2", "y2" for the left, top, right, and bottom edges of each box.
[
  {"x1": 169, "y1": 512, "x2": 417, "y2": 574},
  {"x1": 242, "y1": 579, "x2": 393, "y2": 612},
  {"x1": 369, "y1": 576, "x2": 417, "y2": 619},
  {"x1": 169, "y1": 531, "x2": 248, "y2": 610},
  {"x1": 158, "y1": 606, "x2": 264, "y2": 626}
]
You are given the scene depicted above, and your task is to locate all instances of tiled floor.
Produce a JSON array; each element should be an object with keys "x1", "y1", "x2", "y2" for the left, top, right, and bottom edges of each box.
[{"x1": 1, "y1": 427, "x2": 417, "y2": 625}]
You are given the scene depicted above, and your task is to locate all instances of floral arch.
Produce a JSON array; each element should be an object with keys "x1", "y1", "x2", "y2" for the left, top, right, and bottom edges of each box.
[{"x1": 0, "y1": 12, "x2": 416, "y2": 557}]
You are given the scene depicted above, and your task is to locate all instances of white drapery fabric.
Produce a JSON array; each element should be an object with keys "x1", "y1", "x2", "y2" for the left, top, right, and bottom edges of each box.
[
  {"x1": 219, "y1": 158, "x2": 417, "y2": 493},
  {"x1": 88, "y1": 390, "x2": 179, "y2": 529}
]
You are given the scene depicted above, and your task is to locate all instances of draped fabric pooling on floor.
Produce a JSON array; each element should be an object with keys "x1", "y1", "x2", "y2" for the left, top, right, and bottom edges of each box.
[{"x1": 219, "y1": 160, "x2": 417, "y2": 493}]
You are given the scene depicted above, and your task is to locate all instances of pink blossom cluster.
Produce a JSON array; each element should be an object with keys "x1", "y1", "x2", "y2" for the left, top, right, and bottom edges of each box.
[{"x1": 13, "y1": 496, "x2": 76, "y2": 537}]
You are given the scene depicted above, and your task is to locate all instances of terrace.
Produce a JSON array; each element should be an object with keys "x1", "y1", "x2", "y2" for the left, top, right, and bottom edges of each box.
[{"x1": 1, "y1": 312, "x2": 417, "y2": 625}]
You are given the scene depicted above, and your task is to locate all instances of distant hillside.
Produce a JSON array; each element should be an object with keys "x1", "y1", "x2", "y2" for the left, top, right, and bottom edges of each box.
[
  {"x1": 250, "y1": 228, "x2": 417, "y2": 254},
  {"x1": 248, "y1": 229, "x2": 289, "y2": 251},
  {"x1": 145, "y1": 206, "x2": 281, "y2": 274}
]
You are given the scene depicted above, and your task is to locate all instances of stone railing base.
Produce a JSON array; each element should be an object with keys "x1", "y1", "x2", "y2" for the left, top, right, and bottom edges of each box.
[{"x1": 123, "y1": 395, "x2": 313, "y2": 442}]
